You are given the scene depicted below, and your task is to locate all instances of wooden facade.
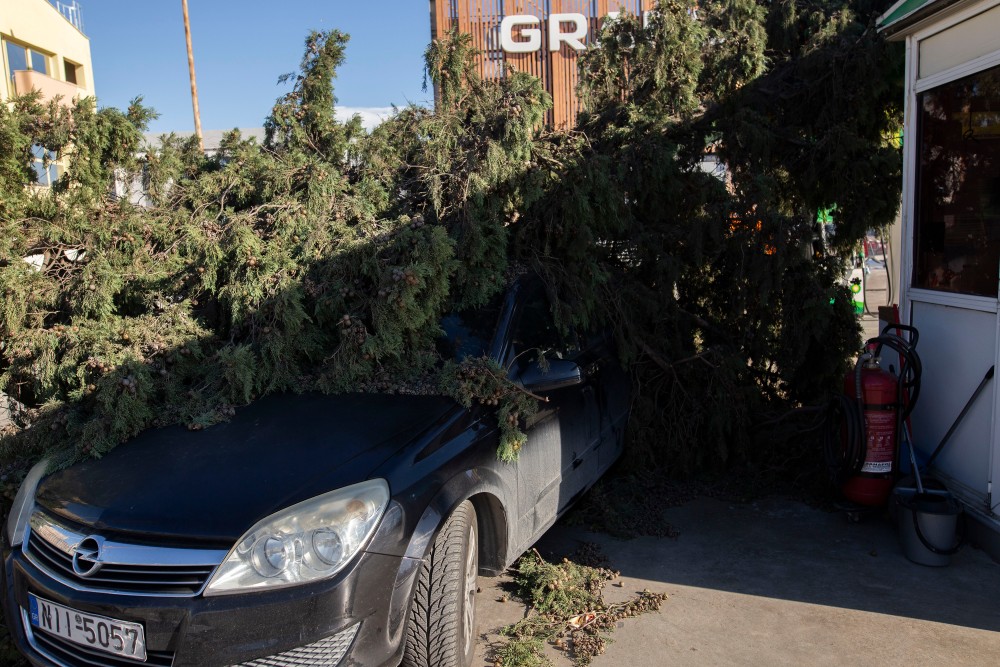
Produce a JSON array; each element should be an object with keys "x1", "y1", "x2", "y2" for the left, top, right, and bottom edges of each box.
[{"x1": 430, "y1": 0, "x2": 653, "y2": 128}]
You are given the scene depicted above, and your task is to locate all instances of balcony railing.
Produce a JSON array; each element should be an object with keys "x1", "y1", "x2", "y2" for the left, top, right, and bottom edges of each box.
[
  {"x1": 51, "y1": 1, "x2": 85, "y2": 33},
  {"x1": 12, "y1": 70, "x2": 86, "y2": 105}
]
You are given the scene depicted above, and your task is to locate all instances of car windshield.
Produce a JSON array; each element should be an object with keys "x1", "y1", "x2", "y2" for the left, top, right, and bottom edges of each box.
[{"x1": 436, "y1": 294, "x2": 504, "y2": 361}]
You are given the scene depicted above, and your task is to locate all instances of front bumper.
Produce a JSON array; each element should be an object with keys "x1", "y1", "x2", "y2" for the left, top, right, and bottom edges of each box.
[{"x1": 2, "y1": 541, "x2": 419, "y2": 667}]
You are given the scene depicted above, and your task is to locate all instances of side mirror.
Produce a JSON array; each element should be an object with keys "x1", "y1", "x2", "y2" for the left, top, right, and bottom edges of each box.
[{"x1": 518, "y1": 358, "x2": 583, "y2": 393}]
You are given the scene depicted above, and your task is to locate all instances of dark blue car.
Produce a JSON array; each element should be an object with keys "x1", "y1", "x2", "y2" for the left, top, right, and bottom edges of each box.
[{"x1": 3, "y1": 278, "x2": 630, "y2": 667}]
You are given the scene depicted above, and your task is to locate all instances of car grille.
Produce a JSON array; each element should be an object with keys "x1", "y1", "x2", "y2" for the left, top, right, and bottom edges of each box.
[
  {"x1": 25, "y1": 511, "x2": 227, "y2": 597},
  {"x1": 236, "y1": 624, "x2": 359, "y2": 667},
  {"x1": 22, "y1": 609, "x2": 175, "y2": 667}
]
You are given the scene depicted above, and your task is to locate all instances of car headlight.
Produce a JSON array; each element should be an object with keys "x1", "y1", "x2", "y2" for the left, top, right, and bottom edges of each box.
[
  {"x1": 204, "y1": 479, "x2": 390, "y2": 596},
  {"x1": 5, "y1": 459, "x2": 49, "y2": 548}
]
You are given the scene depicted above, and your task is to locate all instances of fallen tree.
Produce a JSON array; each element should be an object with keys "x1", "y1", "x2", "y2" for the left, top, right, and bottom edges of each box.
[{"x1": 0, "y1": 0, "x2": 903, "y2": 477}]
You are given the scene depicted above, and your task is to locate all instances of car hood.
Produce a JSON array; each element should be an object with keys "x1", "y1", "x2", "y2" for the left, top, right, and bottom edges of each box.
[{"x1": 34, "y1": 393, "x2": 457, "y2": 545}]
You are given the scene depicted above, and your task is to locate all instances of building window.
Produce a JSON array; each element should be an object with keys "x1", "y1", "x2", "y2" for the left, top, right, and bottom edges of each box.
[
  {"x1": 4, "y1": 40, "x2": 49, "y2": 79},
  {"x1": 5, "y1": 41, "x2": 27, "y2": 78},
  {"x1": 30, "y1": 145, "x2": 58, "y2": 187},
  {"x1": 64, "y1": 59, "x2": 79, "y2": 85},
  {"x1": 914, "y1": 64, "x2": 1000, "y2": 297}
]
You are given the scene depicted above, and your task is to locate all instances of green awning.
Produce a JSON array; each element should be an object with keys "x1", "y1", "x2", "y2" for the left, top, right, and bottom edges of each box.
[
  {"x1": 879, "y1": 0, "x2": 934, "y2": 28},
  {"x1": 877, "y1": 0, "x2": 959, "y2": 35}
]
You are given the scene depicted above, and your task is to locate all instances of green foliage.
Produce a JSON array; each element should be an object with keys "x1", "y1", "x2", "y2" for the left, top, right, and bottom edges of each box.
[
  {"x1": 551, "y1": 0, "x2": 901, "y2": 471},
  {"x1": 440, "y1": 356, "x2": 538, "y2": 461},
  {"x1": 511, "y1": 550, "x2": 613, "y2": 617},
  {"x1": 265, "y1": 30, "x2": 364, "y2": 158},
  {"x1": 494, "y1": 550, "x2": 669, "y2": 666},
  {"x1": 492, "y1": 637, "x2": 550, "y2": 667},
  {"x1": 0, "y1": 30, "x2": 553, "y2": 471},
  {"x1": 580, "y1": 3, "x2": 707, "y2": 121},
  {"x1": 1, "y1": 0, "x2": 903, "y2": 480}
]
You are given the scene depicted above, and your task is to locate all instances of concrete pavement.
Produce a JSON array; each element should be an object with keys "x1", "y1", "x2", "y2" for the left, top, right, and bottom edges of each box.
[{"x1": 475, "y1": 495, "x2": 1000, "y2": 666}]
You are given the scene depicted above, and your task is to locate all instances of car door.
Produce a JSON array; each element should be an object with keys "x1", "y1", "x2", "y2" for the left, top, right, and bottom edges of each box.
[
  {"x1": 506, "y1": 283, "x2": 600, "y2": 541},
  {"x1": 581, "y1": 330, "x2": 631, "y2": 474}
]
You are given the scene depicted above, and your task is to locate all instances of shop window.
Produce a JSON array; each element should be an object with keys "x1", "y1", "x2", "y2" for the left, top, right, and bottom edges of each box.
[
  {"x1": 914, "y1": 64, "x2": 1000, "y2": 297},
  {"x1": 30, "y1": 145, "x2": 58, "y2": 187}
]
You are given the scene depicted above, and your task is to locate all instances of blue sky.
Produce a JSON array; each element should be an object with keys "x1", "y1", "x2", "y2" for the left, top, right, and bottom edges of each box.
[{"x1": 80, "y1": 1, "x2": 434, "y2": 134}]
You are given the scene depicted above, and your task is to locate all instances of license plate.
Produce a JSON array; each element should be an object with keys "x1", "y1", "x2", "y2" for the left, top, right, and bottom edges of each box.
[{"x1": 28, "y1": 594, "x2": 147, "y2": 662}]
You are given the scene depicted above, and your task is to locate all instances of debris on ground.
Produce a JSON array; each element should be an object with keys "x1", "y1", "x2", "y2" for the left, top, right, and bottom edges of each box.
[{"x1": 489, "y1": 548, "x2": 668, "y2": 666}]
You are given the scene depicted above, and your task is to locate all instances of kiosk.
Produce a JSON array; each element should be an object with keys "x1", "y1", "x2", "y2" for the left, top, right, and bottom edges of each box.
[{"x1": 880, "y1": 0, "x2": 1000, "y2": 557}]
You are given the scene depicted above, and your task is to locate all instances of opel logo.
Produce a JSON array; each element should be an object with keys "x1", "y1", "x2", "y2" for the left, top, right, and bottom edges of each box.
[{"x1": 72, "y1": 536, "x2": 104, "y2": 578}]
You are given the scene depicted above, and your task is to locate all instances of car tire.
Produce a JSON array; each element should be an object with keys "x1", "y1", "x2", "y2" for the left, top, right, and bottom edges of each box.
[{"x1": 402, "y1": 500, "x2": 479, "y2": 667}]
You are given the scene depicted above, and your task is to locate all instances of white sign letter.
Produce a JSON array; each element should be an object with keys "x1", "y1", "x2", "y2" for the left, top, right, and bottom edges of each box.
[
  {"x1": 501, "y1": 15, "x2": 542, "y2": 53},
  {"x1": 549, "y1": 13, "x2": 588, "y2": 52}
]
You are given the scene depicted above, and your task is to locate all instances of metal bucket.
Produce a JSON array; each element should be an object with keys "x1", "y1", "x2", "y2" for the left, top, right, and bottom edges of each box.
[{"x1": 894, "y1": 486, "x2": 962, "y2": 567}]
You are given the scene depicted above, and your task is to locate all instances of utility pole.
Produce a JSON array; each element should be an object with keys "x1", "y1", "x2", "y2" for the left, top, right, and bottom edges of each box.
[{"x1": 181, "y1": 0, "x2": 204, "y2": 152}]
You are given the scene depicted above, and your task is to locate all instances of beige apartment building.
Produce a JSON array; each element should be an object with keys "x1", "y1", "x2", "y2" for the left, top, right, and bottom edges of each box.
[
  {"x1": 1, "y1": 0, "x2": 94, "y2": 186},
  {"x1": 1, "y1": 0, "x2": 94, "y2": 104}
]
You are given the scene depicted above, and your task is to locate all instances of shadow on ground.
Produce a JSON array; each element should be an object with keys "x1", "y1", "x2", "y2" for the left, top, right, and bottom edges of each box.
[{"x1": 476, "y1": 494, "x2": 1000, "y2": 666}]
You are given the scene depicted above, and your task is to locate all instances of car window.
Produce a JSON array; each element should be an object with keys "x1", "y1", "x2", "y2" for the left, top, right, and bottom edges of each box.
[
  {"x1": 508, "y1": 283, "x2": 579, "y2": 370},
  {"x1": 437, "y1": 294, "x2": 504, "y2": 361}
]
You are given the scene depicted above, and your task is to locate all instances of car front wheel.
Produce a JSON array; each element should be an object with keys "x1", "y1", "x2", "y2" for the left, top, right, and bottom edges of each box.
[{"x1": 402, "y1": 500, "x2": 479, "y2": 667}]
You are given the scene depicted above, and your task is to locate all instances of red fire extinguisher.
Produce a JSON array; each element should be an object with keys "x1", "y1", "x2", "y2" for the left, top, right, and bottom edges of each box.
[{"x1": 841, "y1": 345, "x2": 898, "y2": 507}]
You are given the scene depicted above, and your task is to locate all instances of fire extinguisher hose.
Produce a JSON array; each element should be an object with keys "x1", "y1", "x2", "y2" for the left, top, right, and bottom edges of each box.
[
  {"x1": 824, "y1": 393, "x2": 865, "y2": 483},
  {"x1": 872, "y1": 327, "x2": 921, "y2": 421},
  {"x1": 824, "y1": 327, "x2": 922, "y2": 482}
]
